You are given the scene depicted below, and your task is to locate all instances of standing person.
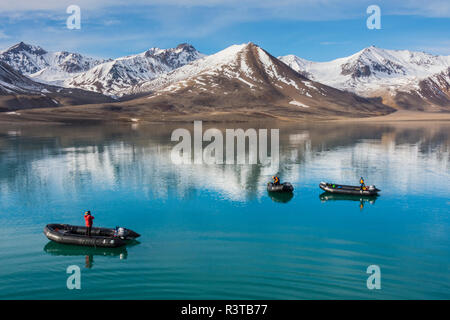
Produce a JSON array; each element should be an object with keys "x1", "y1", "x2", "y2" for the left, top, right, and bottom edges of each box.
[{"x1": 84, "y1": 211, "x2": 94, "y2": 237}]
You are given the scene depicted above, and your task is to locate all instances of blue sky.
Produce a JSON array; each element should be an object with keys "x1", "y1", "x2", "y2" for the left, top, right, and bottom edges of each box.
[{"x1": 0, "y1": 1, "x2": 449, "y2": 61}]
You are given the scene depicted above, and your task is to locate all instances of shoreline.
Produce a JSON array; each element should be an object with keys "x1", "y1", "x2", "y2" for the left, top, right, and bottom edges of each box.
[
  {"x1": 336, "y1": 110, "x2": 450, "y2": 122},
  {"x1": 0, "y1": 109, "x2": 449, "y2": 126}
]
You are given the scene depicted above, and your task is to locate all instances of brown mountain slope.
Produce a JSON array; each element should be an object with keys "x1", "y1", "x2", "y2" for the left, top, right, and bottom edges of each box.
[
  {"x1": 279, "y1": 47, "x2": 450, "y2": 112},
  {"x1": 392, "y1": 67, "x2": 450, "y2": 111},
  {"x1": 0, "y1": 62, "x2": 114, "y2": 112}
]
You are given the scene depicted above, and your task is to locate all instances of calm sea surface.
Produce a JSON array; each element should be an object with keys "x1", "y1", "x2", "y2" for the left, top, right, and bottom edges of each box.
[{"x1": 0, "y1": 121, "x2": 449, "y2": 299}]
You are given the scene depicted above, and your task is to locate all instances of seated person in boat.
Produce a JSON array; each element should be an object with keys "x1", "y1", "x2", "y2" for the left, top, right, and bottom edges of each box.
[
  {"x1": 84, "y1": 211, "x2": 95, "y2": 236},
  {"x1": 360, "y1": 177, "x2": 366, "y2": 190},
  {"x1": 273, "y1": 176, "x2": 280, "y2": 185}
]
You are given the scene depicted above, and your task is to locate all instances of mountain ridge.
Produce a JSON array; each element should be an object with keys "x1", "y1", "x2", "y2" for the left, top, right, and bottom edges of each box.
[
  {"x1": 0, "y1": 42, "x2": 108, "y2": 85},
  {"x1": 2, "y1": 41, "x2": 449, "y2": 122},
  {"x1": 64, "y1": 43, "x2": 205, "y2": 97},
  {"x1": 279, "y1": 46, "x2": 450, "y2": 110},
  {"x1": 124, "y1": 42, "x2": 394, "y2": 119}
]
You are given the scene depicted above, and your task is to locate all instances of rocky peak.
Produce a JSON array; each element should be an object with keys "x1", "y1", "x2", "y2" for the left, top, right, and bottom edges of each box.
[
  {"x1": 7, "y1": 42, "x2": 48, "y2": 55},
  {"x1": 175, "y1": 43, "x2": 196, "y2": 52}
]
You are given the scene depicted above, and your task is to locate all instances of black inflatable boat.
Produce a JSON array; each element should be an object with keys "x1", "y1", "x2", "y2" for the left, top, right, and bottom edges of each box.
[
  {"x1": 319, "y1": 182, "x2": 380, "y2": 196},
  {"x1": 267, "y1": 182, "x2": 294, "y2": 193},
  {"x1": 43, "y1": 224, "x2": 140, "y2": 248}
]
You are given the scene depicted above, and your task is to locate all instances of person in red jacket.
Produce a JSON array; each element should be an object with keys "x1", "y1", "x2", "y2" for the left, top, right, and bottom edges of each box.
[{"x1": 84, "y1": 211, "x2": 94, "y2": 237}]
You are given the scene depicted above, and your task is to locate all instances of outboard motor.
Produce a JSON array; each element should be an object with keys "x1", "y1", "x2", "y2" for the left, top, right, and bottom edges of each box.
[
  {"x1": 118, "y1": 227, "x2": 127, "y2": 239},
  {"x1": 113, "y1": 226, "x2": 128, "y2": 239}
]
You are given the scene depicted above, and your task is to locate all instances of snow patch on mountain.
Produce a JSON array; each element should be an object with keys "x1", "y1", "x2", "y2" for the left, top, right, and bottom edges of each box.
[
  {"x1": 289, "y1": 100, "x2": 310, "y2": 108},
  {"x1": 257, "y1": 47, "x2": 299, "y2": 90}
]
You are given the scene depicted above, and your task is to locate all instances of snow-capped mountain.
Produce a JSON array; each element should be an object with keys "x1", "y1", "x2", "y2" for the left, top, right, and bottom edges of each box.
[
  {"x1": 0, "y1": 61, "x2": 47, "y2": 94},
  {"x1": 279, "y1": 46, "x2": 450, "y2": 110},
  {"x1": 418, "y1": 67, "x2": 450, "y2": 106},
  {"x1": 0, "y1": 42, "x2": 204, "y2": 98},
  {"x1": 64, "y1": 43, "x2": 205, "y2": 97},
  {"x1": 0, "y1": 42, "x2": 107, "y2": 85},
  {"x1": 130, "y1": 43, "x2": 393, "y2": 118},
  {"x1": 0, "y1": 61, "x2": 113, "y2": 111}
]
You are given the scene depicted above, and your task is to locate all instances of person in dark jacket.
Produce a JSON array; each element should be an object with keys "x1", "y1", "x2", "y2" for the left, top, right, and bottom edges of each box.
[
  {"x1": 360, "y1": 177, "x2": 366, "y2": 190},
  {"x1": 84, "y1": 211, "x2": 94, "y2": 237},
  {"x1": 273, "y1": 176, "x2": 280, "y2": 186}
]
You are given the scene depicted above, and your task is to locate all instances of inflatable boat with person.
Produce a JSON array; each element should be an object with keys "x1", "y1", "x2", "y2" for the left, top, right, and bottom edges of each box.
[
  {"x1": 267, "y1": 182, "x2": 294, "y2": 193},
  {"x1": 319, "y1": 182, "x2": 380, "y2": 196},
  {"x1": 43, "y1": 224, "x2": 140, "y2": 248}
]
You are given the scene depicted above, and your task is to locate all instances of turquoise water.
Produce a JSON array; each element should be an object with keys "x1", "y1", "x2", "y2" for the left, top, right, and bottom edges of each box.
[{"x1": 0, "y1": 122, "x2": 449, "y2": 299}]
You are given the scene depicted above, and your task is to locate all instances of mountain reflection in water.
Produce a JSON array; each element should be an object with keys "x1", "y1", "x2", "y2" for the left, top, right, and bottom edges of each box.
[{"x1": 0, "y1": 122, "x2": 448, "y2": 202}]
